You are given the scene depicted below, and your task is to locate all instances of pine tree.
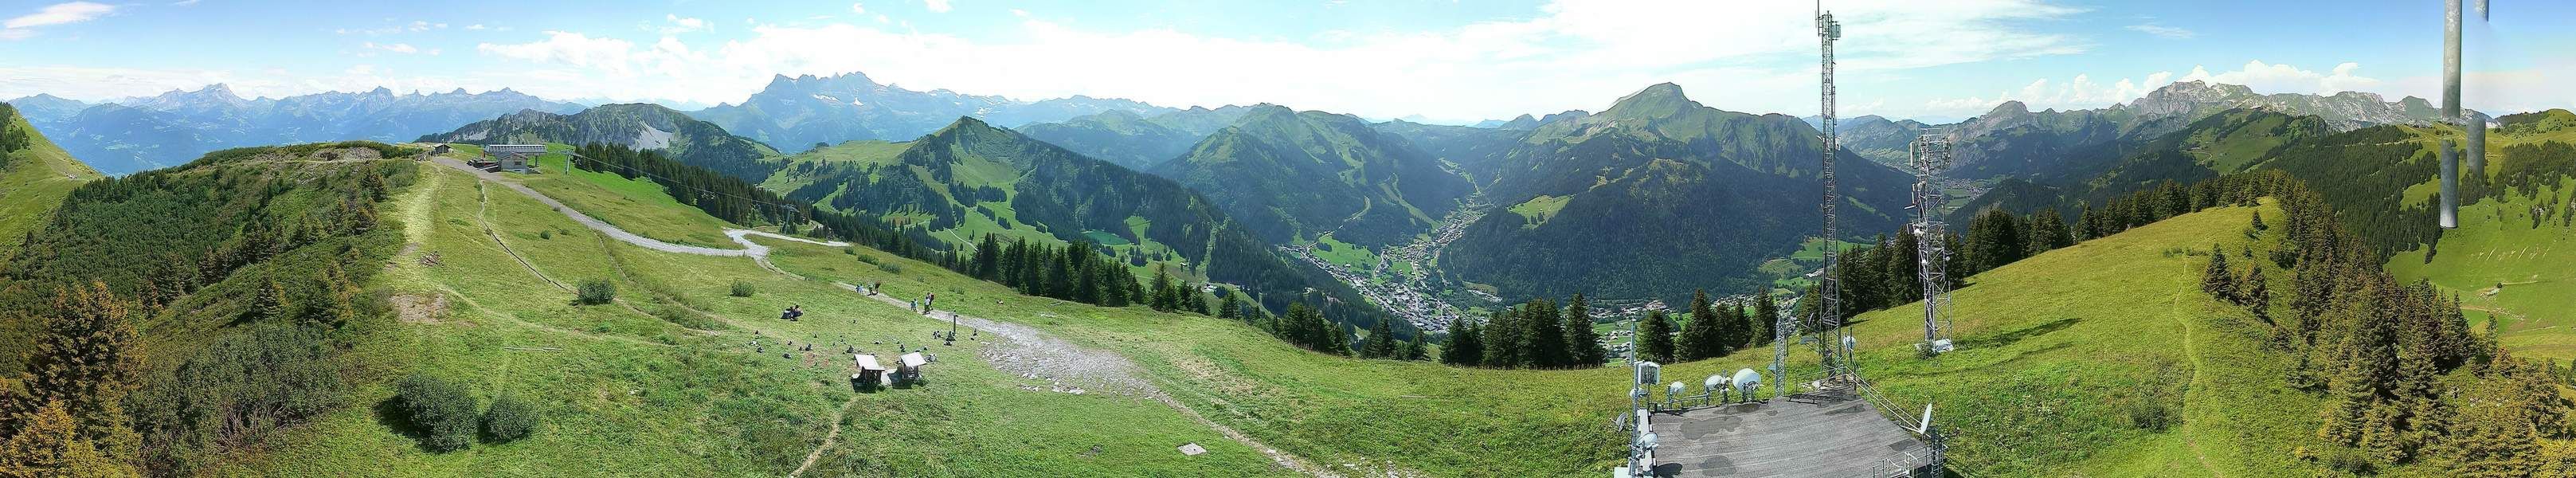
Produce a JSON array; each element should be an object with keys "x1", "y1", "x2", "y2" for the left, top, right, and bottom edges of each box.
[
  {"x1": 1402, "y1": 335, "x2": 1429, "y2": 361},
  {"x1": 1734, "y1": 304, "x2": 1758, "y2": 350},
  {"x1": 1361, "y1": 318, "x2": 1400, "y2": 358},
  {"x1": 2244, "y1": 263, "x2": 2273, "y2": 323},
  {"x1": 972, "y1": 233, "x2": 1001, "y2": 280},
  {"x1": 1754, "y1": 291, "x2": 1780, "y2": 346},
  {"x1": 24, "y1": 282, "x2": 143, "y2": 462},
  {"x1": 2202, "y1": 244, "x2": 2237, "y2": 300},
  {"x1": 1641, "y1": 310, "x2": 1678, "y2": 364},
  {"x1": 1482, "y1": 310, "x2": 1521, "y2": 368},
  {"x1": 1678, "y1": 291, "x2": 1719, "y2": 360},
  {"x1": 1442, "y1": 315, "x2": 1483, "y2": 366},
  {"x1": 1149, "y1": 267, "x2": 1178, "y2": 311},
  {"x1": 1519, "y1": 300, "x2": 1568, "y2": 368},
  {"x1": 1564, "y1": 294, "x2": 1604, "y2": 366},
  {"x1": 0, "y1": 401, "x2": 132, "y2": 476},
  {"x1": 1217, "y1": 292, "x2": 1240, "y2": 320},
  {"x1": 2030, "y1": 209, "x2": 2075, "y2": 253},
  {"x1": 247, "y1": 280, "x2": 289, "y2": 322}
]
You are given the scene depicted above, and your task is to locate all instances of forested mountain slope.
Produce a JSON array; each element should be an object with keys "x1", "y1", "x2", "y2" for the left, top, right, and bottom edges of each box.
[
  {"x1": 0, "y1": 101, "x2": 103, "y2": 260},
  {"x1": 691, "y1": 72, "x2": 1169, "y2": 154},
  {"x1": 1151, "y1": 105, "x2": 1474, "y2": 248},
  {"x1": 419, "y1": 104, "x2": 784, "y2": 182},
  {"x1": 769, "y1": 116, "x2": 1399, "y2": 334},
  {"x1": 1441, "y1": 83, "x2": 1914, "y2": 302}
]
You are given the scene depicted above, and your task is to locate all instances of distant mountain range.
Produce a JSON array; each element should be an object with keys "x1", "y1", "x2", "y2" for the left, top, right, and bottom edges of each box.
[
  {"x1": 1944, "y1": 80, "x2": 2460, "y2": 181},
  {"x1": 1433, "y1": 83, "x2": 1915, "y2": 300},
  {"x1": 691, "y1": 72, "x2": 1170, "y2": 155},
  {"x1": 763, "y1": 116, "x2": 1398, "y2": 331},
  {"x1": 7, "y1": 84, "x2": 585, "y2": 174},
  {"x1": 1150, "y1": 105, "x2": 1474, "y2": 248},
  {"x1": 1016, "y1": 105, "x2": 1254, "y2": 170},
  {"x1": 417, "y1": 104, "x2": 782, "y2": 182}
]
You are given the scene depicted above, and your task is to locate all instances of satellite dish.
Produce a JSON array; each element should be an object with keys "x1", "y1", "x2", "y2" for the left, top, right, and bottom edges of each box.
[
  {"x1": 1842, "y1": 335, "x2": 1857, "y2": 351},
  {"x1": 1917, "y1": 404, "x2": 1936, "y2": 435},
  {"x1": 1732, "y1": 368, "x2": 1763, "y2": 396},
  {"x1": 1705, "y1": 374, "x2": 1728, "y2": 394},
  {"x1": 1668, "y1": 381, "x2": 1688, "y2": 398},
  {"x1": 1636, "y1": 432, "x2": 1659, "y2": 450}
]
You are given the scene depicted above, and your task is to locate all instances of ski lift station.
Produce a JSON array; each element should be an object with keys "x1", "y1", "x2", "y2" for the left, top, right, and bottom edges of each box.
[{"x1": 473, "y1": 144, "x2": 547, "y2": 173}]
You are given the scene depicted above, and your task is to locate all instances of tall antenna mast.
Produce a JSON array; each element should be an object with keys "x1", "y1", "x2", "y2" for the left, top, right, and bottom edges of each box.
[
  {"x1": 1779, "y1": 2, "x2": 1854, "y2": 397},
  {"x1": 2437, "y1": 0, "x2": 2492, "y2": 229},
  {"x1": 1910, "y1": 132, "x2": 1957, "y2": 355}
]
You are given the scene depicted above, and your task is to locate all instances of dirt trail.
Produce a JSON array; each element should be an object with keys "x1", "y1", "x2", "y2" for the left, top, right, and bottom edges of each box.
[
  {"x1": 838, "y1": 283, "x2": 1337, "y2": 477},
  {"x1": 429, "y1": 158, "x2": 848, "y2": 260},
  {"x1": 787, "y1": 395, "x2": 861, "y2": 478}
]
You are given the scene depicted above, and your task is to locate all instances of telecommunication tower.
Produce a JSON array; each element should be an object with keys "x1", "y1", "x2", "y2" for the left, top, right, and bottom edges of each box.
[
  {"x1": 1909, "y1": 133, "x2": 1956, "y2": 354},
  {"x1": 1777, "y1": 2, "x2": 1856, "y2": 397}
]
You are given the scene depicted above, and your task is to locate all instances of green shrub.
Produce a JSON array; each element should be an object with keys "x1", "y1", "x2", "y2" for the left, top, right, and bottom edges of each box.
[
  {"x1": 396, "y1": 373, "x2": 479, "y2": 453},
  {"x1": 650, "y1": 306, "x2": 724, "y2": 331},
  {"x1": 855, "y1": 253, "x2": 879, "y2": 264},
  {"x1": 538, "y1": 230, "x2": 553, "y2": 240},
  {"x1": 576, "y1": 279, "x2": 617, "y2": 305},
  {"x1": 729, "y1": 280, "x2": 757, "y2": 297},
  {"x1": 877, "y1": 262, "x2": 902, "y2": 274},
  {"x1": 482, "y1": 394, "x2": 540, "y2": 443}
]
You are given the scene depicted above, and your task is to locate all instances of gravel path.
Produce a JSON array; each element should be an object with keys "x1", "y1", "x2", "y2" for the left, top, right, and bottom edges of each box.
[
  {"x1": 431, "y1": 158, "x2": 848, "y2": 258},
  {"x1": 840, "y1": 284, "x2": 1338, "y2": 477}
]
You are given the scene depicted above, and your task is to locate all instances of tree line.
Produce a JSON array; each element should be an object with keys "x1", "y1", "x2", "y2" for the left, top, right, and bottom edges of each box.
[
  {"x1": 0, "y1": 102, "x2": 34, "y2": 167},
  {"x1": 2198, "y1": 174, "x2": 2570, "y2": 473},
  {"x1": 0, "y1": 148, "x2": 417, "y2": 476},
  {"x1": 570, "y1": 143, "x2": 805, "y2": 227}
]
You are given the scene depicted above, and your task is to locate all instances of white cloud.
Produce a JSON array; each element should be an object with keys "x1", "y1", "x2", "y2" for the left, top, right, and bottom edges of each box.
[
  {"x1": 2176, "y1": 61, "x2": 2382, "y2": 96},
  {"x1": 170, "y1": 0, "x2": 199, "y2": 6},
  {"x1": 2124, "y1": 23, "x2": 2194, "y2": 39},
  {"x1": 1010, "y1": 9, "x2": 1027, "y2": 18},
  {"x1": 1912, "y1": 61, "x2": 2394, "y2": 120},
  {"x1": 5, "y1": 2, "x2": 113, "y2": 29},
  {"x1": 849, "y1": 2, "x2": 866, "y2": 14},
  {"x1": 360, "y1": 41, "x2": 420, "y2": 54},
  {"x1": 2, "y1": 2, "x2": 113, "y2": 39},
  {"x1": 924, "y1": 0, "x2": 951, "y2": 14},
  {"x1": 875, "y1": 14, "x2": 890, "y2": 24},
  {"x1": 453, "y1": 0, "x2": 2082, "y2": 122},
  {"x1": 657, "y1": 14, "x2": 711, "y2": 33},
  {"x1": 466, "y1": 24, "x2": 487, "y2": 30}
]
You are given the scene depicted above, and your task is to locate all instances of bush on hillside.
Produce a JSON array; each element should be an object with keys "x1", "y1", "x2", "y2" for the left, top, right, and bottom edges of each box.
[
  {"x1": 729, "y1": 280, "x2": 757, "y2": 297},
  {"x1": 396, "y1": 373, "x2": 479, "y2": 453},
  {"x1": 482, "y1": 394, "x2": 540, "y2": 443},
  {"x1": 877, "y1": 263, "x2": 902, "y2": 274},
  {"x1": 576, "y1": 279, "x2": 617, "y2": 305}
]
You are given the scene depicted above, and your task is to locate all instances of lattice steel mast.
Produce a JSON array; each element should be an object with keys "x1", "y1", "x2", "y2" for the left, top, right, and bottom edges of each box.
[
  {"x1": 1778, "y1": 3, "x2": 1854, "y2": 397},
  {"x1": 1909, "y1": 133, "x2": 1956, "y2": 354}
]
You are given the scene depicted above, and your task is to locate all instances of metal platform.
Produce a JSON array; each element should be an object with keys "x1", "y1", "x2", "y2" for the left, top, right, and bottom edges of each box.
[{"x1": 1642, "y1": 394, "x2": 1939, "y2": 477}]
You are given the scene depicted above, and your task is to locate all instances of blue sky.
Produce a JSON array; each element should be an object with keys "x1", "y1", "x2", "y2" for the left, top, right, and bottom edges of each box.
[{"x1": 1, "y1": 0, "x2": 2566, "y2": 123}]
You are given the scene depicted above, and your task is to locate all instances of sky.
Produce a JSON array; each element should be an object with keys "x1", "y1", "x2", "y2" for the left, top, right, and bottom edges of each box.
[{"x1": 0, "y1": 0, "x2": 2567, "y2": 124}]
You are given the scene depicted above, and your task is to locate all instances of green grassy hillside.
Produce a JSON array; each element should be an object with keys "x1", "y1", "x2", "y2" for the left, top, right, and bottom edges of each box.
[
  {"x1": 0, "y1": 103, "x2": 104, "y2": 259},
  {"x1": 2384, "y1": 122, "x2": 2576, "y2": 361},
  {"x1": 236, "y1": 163, "x2": 1297, "y2": 476},
  {"x1": 1669, "y1": 199, "x2": 2437, "y2": 476}
]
